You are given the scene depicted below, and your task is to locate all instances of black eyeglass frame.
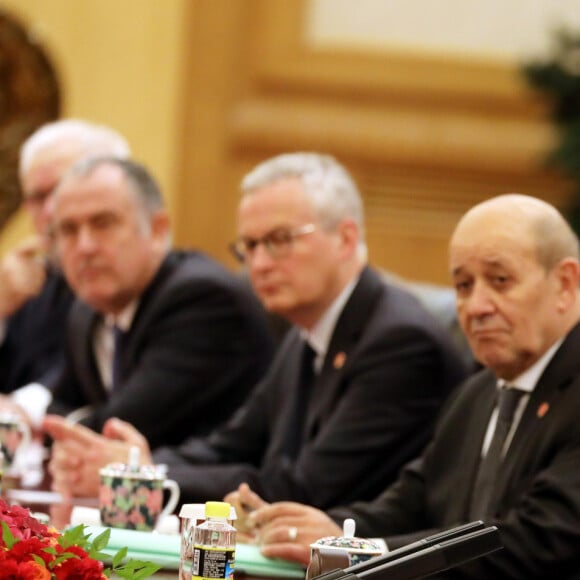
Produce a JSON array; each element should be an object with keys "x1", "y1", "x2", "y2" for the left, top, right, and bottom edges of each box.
[{"x1": 229, "y1": 223, "x2": 317, "y2": 263}]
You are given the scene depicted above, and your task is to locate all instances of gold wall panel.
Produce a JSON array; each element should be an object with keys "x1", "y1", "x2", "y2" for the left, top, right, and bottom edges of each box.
[{"x1": 176, "y1": 0, "x2": 570, "y2": 284}]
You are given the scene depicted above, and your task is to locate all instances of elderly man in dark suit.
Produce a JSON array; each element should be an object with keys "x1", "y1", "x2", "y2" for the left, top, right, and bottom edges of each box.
[
  {"x1": 243, "y1": 194, "x2": 580, "y2": 579},
  {"x1": 43, "y1": 156, "x2": 274, "y2": 450},
  {"x1": 0, "y1": 120, "x2": 130, "y2": 416},
  {"x1": 45, "y1": 152, "x2": 467, "y2": 507}
]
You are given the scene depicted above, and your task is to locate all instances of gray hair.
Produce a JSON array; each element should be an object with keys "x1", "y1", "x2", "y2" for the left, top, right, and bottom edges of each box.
[
  {"x1": 19, "y1": 119, "x2": 130, "y2": 178},
  {"x1": 241, "y1": 153, "x2": 367, "y2": 259},
  {"x1": 59, "y1": 156, "x2": 170, "y2": 248}
]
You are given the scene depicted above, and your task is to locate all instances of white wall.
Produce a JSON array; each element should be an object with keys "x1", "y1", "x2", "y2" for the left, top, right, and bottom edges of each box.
[{"x1": 306, "y1": 0, "x2": 580, "y2": 61}]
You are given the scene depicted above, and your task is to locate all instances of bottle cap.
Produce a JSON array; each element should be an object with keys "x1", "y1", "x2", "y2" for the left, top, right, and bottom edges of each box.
[
  {"x1": 180, "y1": 503, "x2": 238, "y2": 520},
  {"x1": 205, "y1": 501, "x2": 231, "y2": 519}
]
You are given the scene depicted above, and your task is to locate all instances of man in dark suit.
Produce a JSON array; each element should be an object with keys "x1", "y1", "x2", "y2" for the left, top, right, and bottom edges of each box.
[
  {"x1": 0, "y1": 119, "x2": 131, "y2": 425},
  {"x1": 243, "y1": 194, "x2": 580, "y2": 579},
  {"x1": 45, "y1": 153, "x2": 467, "y2": 506},
  {"x1": 44, "y1": 156, "x2": 275, "y2": 451}
]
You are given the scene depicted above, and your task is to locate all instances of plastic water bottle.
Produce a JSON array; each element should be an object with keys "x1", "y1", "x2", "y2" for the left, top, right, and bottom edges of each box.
[{"x1": 191, "y1": 501, "x2": 236, "y2": 580}]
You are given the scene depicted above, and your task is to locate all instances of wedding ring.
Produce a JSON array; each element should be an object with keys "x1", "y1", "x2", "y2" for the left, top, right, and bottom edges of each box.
[{"x1": 288, "y1": 526, "x2": 298, "y2": 541}]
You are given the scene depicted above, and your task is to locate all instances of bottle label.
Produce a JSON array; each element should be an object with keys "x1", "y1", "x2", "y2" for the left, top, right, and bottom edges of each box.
[{"x1": 192, "y1": 546, "x2": 235, "y2": 580}]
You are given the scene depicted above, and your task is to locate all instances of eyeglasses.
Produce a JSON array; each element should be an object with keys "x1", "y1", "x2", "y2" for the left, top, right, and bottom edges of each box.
[{"x1": 229, "y1": 223, "x2": 317, "y2": 263}]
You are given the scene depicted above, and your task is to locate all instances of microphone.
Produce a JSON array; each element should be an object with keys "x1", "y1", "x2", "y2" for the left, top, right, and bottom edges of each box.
[{"x1": 312, "y1": 523, "x2": 502, "y2": 580}]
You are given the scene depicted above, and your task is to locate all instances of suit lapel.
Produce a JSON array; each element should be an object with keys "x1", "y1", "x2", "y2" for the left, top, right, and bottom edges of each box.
[
  {"x1": 305, "y1": 267, "x2": 384, "y2": 436},
  {"x1": 490, "y1": 325, "x2": 580, "y2": 509},
  {"x1": 69, "y1": 303, "x2": 106, "y2": 401},
  {"x1": 453, "y1": 374, "x2": 497, "y2": 521}
]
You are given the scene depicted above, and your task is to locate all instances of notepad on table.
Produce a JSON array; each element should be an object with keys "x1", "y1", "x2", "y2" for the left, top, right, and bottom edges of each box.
[{"x1": 84, "y1": 526, "x2": 305, "y2": 578}]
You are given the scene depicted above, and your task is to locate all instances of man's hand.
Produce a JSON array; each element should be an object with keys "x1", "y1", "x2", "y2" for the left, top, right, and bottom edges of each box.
[
  {"x1": 0, "y1": 237, "x2": 47, "y2": 317},
  {"x1": 43, "y1": 415, "x2": 151, "y2": 498},
  {"x1": 224, "y1": 483, "x2": 269, "y2": 542},
  {"x1": 248, "y1": 501, "x2": 342, "y2": 566}
]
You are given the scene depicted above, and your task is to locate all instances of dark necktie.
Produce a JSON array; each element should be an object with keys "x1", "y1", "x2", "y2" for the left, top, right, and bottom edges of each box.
[
  {"x1": 284, "y1": 341, "x2": 317, "y2": 459},
  {"x1": 111, "y1": 325, "x2": 126, "y2": 392},
  {"x1": 469, "y1": 386, "x2": 525, "y2": 519}
]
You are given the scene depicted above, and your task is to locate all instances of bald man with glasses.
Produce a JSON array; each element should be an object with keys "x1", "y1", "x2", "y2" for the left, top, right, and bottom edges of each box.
[{"x1": 45, "y1": 153, "x2": 468, "y2": 509}]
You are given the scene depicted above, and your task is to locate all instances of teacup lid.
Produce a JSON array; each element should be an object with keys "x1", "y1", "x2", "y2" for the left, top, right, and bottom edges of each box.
[
  {"x1": 99, "y1": 462, "x2": 166, "y2": 480},
  {"x1": 310, "y1": 518, "x2": 382, "y2": 554},
  {"x1": 310, "y1": 535, "x2": 382, "y2": 553}
]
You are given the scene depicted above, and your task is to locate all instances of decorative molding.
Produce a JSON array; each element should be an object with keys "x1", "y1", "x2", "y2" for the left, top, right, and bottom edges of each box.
[{"x1": 177, "y1": 0, "x2": 571, "y2": 283}]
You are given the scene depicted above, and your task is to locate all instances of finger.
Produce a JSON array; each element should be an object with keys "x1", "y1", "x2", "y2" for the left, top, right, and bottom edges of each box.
[
  {"x1": 238, "y1": 483, "x2": 268, "y2": 511},
  {"x1": 249, "y1": 502, "x2": 306, "y2": 527},
  {"x1": 50, "y1": 443, "x2": 82, "y2": 469},
  {"x1": 43, "y1": 415, "x2": 99, "y2": 446},
  {"x1": 225, "y1": 490, "x2": 255, "y2": 533},
  {"x1": 261, "y1": 543, "x2": 311, "y2": 566},
  {"x1": 102, "y1": 417, "x2": 146, "y2": 447}
]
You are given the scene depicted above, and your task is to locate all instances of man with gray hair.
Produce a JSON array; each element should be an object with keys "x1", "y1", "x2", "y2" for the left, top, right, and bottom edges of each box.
[
  {"x1": 241, "y1": 194, "x2": 580, "y2": 578},
  {"x1": 45, "y1": 152, "x2": 468, "y2": 507},
  {"x1": 44, "y1": 156, "x2": 275, "y2": 450},
  {"x1": 0, "y1": 119, "x2": 130, "y2": 419}
]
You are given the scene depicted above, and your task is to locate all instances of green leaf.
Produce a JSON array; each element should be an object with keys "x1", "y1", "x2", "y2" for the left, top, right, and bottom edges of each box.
[
  {"x1": 112, "y1": 560, "x2": 162, "y2": 579},
  {"x1": 89, "y1": 527, "x2": 112, "y2": 555},
  {"x1": 31, "y1": 554, "x2": 46, "y2": 567},
  {"x1": 60, "y1": 524, "x2": 91, "y2": 549},
  {"x1": 112, "y1": 546, "x2": 128, "y2": 567},
  {"x1": 1, "y1": 521, "x2": 17, "y2": 549},
  {"x1": 49, "y1": 551, "x2": 81, "y2": 568}
]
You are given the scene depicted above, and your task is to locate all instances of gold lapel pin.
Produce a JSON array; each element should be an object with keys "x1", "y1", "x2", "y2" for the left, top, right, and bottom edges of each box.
[
  {"x1": 537, "y1": 401, "x2": 550, "y2": 419},
  {"x1": 333, "y1": 351, "x2": 346, "y2": 369}
]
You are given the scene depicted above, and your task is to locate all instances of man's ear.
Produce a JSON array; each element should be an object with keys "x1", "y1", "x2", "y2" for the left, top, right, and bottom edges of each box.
[
  {"x1": 554, "y1": 258, "x2": 580, "y2": 313},
  {"x1": 150, "y1": 210, "x2": 171, "y2": 248},
  {"x1": 337, "y1": 218, "x2": 360, "y2": 260}
]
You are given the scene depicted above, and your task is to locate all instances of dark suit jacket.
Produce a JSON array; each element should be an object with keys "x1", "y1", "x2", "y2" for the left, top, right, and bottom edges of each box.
[
  {"x1": 154, "y1": 266, "x2": 468, "y2": 508},
  {"x1": 0, "y1": 269, "x2": 73, "y2": 393},
  {"x1": 330, "y1": 322, "x2": 580, "y2": 579},
  {"x1": 48, "y1": 251, "x2": 275, "y2": 449}
]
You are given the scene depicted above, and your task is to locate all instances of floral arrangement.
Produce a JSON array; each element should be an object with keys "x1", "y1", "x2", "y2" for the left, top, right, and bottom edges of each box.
[{"x1": 0, "y1": 498, "x2": 160, "y2": 579}]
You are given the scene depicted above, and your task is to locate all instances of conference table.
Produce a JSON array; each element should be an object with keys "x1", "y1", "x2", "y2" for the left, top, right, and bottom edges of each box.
[{"x1": 5, "y1": 478, "x2": 305, "y2": 580}]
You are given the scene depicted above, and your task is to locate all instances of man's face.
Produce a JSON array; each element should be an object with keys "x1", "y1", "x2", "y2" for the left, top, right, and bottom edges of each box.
[
  {"x1": 21, "y1": 146, "x2": 81, "y2": 244},
  {"x1": 237, "y1": 177, "x2": 347, "y2": 328},
  {"x1": 53, "y1": 165, "x2": 166, "y2": 314},
  {"x1": 450, "y1": 214, "x2": 563, "y2": 380}
]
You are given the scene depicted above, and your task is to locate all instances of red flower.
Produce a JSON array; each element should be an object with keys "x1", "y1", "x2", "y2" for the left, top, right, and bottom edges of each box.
[
  {"x1": 0, "y1": 559, "x2": 50, "y2": 579},
  {"x1": 53, "y1": 555, "x2": 104, "y2": 580},
  {"x1": 0, "y1": 499, "x2": 51, "y2": 543},
  {"x1": 0, "y1": 498, "x2": 158, "y2": 579},
  {"x1": 5, "y1": 537, "x2": 52, "y2": 565}
]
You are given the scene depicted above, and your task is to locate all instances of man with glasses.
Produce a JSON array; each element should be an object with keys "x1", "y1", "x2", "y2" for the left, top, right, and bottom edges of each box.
[{"x1": 45, "y1": 152, "x2": 468, "y2": 508}]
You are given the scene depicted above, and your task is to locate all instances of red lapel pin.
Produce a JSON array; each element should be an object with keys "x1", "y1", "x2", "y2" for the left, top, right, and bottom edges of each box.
[
  {"x1": 333, "y1": 351, "x2": 346, "y2": 369},
  {"x1": 537, "y1": 401, "x2": 550, "y2": 418}
]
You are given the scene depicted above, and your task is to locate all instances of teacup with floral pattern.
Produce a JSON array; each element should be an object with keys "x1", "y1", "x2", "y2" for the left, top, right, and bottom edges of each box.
[{"x1": 99, "y1": 463, "x2": 180, "y2": 532}]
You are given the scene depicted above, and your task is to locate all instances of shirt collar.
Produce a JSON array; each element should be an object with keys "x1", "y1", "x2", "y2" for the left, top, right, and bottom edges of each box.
[
  {"x1": 104, "y1": 300, "x2": 139, "y2": 332},
  {"x1": 497, "y1": 338, "x2": 563, "y2": 393},
  {"x1": 301, "y1": 275, "x2": 360, "y2": 362}
]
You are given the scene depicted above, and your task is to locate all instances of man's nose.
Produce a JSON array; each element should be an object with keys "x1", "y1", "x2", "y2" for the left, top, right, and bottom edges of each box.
[
  {"x1": 248, "y1": 242, "x2": 275, "y2": 271},
  {"x1": 465, "y1": 282, "x2": 495, "y2": 316},
  {"x1": 76, "y1": 226, "x2": 98, "y2": 252}
]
